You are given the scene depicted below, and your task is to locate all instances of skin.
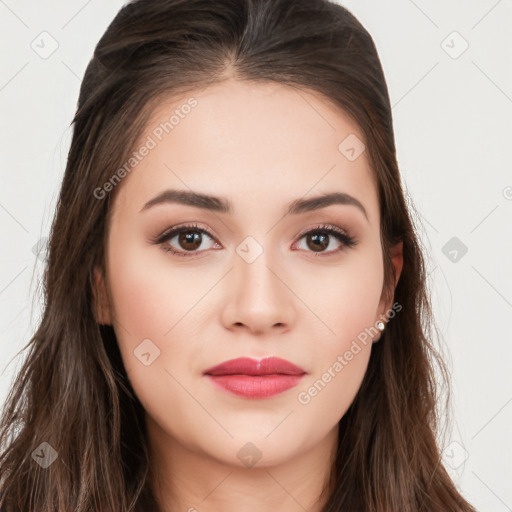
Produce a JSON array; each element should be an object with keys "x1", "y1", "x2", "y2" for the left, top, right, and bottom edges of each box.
[{"x1": 94, "y1": 78, "x2": 403, "y2": 512}]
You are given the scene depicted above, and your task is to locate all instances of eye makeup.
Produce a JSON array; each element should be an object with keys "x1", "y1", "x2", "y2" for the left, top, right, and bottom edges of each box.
[{"x1": 149, "y1": 221, "x2": 358, "y2": 259}]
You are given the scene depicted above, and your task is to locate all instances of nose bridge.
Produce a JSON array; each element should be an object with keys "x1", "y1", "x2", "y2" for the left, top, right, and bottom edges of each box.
[
  {"x1": 235, "y1": 235, "x2": 284, "y2": 303},
  {"x1": 224, "y1": 233, "x2": 295, "y2": 332}
]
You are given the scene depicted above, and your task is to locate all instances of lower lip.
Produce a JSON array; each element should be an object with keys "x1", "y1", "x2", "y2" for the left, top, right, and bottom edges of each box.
[{"x1": 206, "y1": 374, "x2": 304, "y2": 398}]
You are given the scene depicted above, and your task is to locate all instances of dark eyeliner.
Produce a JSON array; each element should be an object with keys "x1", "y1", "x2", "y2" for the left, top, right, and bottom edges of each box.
[
  {"x1": 152, "y1": 222, "x2": 216, "y2": 257},
  {"x1": 294, "y1": 223, "x2": 357, "y2": 257}
]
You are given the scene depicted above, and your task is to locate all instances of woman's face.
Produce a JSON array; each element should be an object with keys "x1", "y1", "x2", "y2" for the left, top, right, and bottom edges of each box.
[{"x1": 95, "y1": 79, "x2": 401, "y2": 469}]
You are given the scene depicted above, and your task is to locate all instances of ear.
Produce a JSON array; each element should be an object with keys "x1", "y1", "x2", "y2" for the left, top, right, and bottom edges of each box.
[
  {"x1": 390, "y1": 240, "x2": 403, "y2": 289},
  {"x1": 92, "y1": 266, "x2": 112, "y2": 325},
  {"x1": 374, "y1": 240, "x2": 403, "y2": 339}
]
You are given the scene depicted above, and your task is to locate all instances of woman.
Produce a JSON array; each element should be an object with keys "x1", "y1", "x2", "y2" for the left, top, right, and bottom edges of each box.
[{"x1": 0, "y1": 0, "x2": 477, "y2": 510}]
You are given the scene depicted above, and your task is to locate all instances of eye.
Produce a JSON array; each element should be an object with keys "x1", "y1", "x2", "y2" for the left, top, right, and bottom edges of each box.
[
  {"x1": 292, "y1": 224, "x2": 357, "y2": 256},
  {"x1": 152, "y1": 222, "x2": 357, "y2": 258},
  {"x1": 154, "y1": 223, "x2": 220, "y2": 257}
]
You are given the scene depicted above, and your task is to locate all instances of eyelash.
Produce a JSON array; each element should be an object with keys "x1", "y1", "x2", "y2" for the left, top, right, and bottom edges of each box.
[{"x1": 153, "y1": 222, "x2": 357, "y2": 258}]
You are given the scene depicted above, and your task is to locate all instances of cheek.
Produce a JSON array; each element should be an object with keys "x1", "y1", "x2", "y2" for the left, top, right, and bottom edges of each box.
[
  {"x1": 105, "y1": 241, "x2": 201, "y2": 380},
  {"x1": 105, "y1": 243, "x2": 203, "y2": 428},
  {"x1": 300, "y1": 245, "x2": 384, "y2": 344},
  {"x1": 292, "y1": 247, "x2": 383, "y2": 416},
  {"x1": 108, "y1": 251, "x2": 166, "y2": 334},
  {"x1": 107, "y1": 241, "x2": 204, "y2": 338}
]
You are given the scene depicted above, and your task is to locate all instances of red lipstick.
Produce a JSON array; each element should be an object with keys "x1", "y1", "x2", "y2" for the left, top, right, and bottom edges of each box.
[{"x1": 203, "y1": 357, "x2": 306, "y2": 399}]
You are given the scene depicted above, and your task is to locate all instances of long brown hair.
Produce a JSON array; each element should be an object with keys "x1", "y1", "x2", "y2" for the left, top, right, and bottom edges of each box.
[{"x1": 0, "y1": 0, "x2": 476, "y2": 510}]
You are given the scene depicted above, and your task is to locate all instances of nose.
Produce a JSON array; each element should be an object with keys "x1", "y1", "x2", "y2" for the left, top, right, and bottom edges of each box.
[{"x1": 220, "y1": 250, "x2": 296, "y2": 336}]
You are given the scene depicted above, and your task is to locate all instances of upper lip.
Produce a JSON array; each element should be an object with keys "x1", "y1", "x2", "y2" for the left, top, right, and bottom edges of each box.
[{"x1": 203, "y1": 357, "x2": 306, "y2": 376}]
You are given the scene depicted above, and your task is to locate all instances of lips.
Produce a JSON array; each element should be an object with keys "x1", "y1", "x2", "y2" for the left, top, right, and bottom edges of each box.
[
  {"x1": 203, "y1": 357, "x2": 306, "y2": 399},
  {"x1": 204, "y1": 356, "x2": 305, "y2": 376}
]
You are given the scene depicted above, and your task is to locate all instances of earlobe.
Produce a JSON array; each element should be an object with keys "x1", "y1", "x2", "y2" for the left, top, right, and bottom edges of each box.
[{"x1": 93, "y1": 266, "x2": 112, "y2": 325}]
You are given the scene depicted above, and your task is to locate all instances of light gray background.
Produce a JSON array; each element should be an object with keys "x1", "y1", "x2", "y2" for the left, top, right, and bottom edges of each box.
[{"x1": 1, "y1": 1, "x2": 511, "y2": 511}]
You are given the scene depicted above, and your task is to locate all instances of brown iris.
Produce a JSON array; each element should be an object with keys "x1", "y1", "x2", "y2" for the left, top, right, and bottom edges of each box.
[
  {"x1": 306, "y1": 233, "x2": 329, "y2": 252},
  {"x1": 178, "y1": 230, "x2": 202, "y2": 251}
]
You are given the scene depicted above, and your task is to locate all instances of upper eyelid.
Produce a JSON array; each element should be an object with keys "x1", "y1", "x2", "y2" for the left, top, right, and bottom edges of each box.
[
  {"x1": 157, "y1": 223, "x2": 216, "y2": 241},
  {"x1": 294, "y1": 223, "x2": 350, "y2": 238}
]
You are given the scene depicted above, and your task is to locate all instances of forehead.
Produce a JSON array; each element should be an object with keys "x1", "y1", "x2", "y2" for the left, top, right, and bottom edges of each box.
[{"x1": 110, "y1": 79, "x2": 379, "y2": 223}]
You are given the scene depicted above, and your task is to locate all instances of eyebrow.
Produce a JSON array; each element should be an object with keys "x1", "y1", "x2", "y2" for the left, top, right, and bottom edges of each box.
[{"x1": 140, "y1": 189, "x2": 368, "y2": 220}]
